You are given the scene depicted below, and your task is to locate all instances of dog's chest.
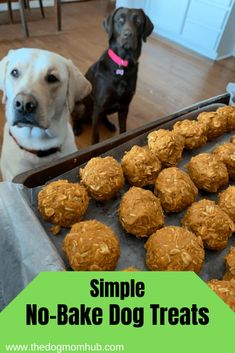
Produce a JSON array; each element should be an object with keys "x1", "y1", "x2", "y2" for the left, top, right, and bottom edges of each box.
[
  {"x1": 114, "y1": 70, "x2": 137, "y2": 97},
  {"x1": 114, "y1": 78, "x2": 131, "y2": 96}
]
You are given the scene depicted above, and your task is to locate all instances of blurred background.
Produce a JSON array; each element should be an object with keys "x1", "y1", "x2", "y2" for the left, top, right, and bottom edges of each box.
[{"x1": 0, "y1": 0, "x2": 234, "y2": 151}]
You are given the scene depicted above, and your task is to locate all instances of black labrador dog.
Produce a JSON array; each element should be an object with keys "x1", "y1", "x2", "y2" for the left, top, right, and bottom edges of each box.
[{"x1": 72, "y1": 7, "x2": 154, "y2": 144}]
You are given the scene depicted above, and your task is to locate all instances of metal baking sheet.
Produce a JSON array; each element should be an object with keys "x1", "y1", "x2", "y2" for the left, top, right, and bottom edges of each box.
[
  {"x1": 24, "y1": 103, "x2": 235, "y2": 280},
  {"x1": 0, "y1": 182, "x2": 65, "y2": 311}
]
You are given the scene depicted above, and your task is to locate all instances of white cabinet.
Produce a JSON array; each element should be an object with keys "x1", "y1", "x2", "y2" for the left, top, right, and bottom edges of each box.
[
  {"x1": 116, "y1": 0, "x2": 147, "y2": 9},
  {"x1": 147, "y1": 0, "x2": 189, "y2": 35},
  {"x1": 116, "y1": 0, "x2": 235, "y2": 60},
  {"x1": 179, "y1": 0, "x2": 235, "y2": 59}
]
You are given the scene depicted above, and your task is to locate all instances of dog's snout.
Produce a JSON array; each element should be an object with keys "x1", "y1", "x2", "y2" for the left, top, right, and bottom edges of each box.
[
  {"x1": 13, "y1": 93, "x2": 40, "y2": 127},
  {"x1": 123, "y1": 29, "x2": 133, "y2": 39},
  {"x1": 14, "y1": 94, "x2": 38, "y2": 115}
]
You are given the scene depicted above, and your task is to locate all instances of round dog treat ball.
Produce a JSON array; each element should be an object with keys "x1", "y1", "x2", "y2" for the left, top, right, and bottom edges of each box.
[
  {"x1": 63, "y1": 220, "x2": 120, "y2": 271},
  {"x1": 197, "y1": 111, "x2": 227, "y2": 140},
  {"x1": 218, "y1": 186, "x2": 235, "y2": 222},
  {"x1": 212, "y1": 143, "x2": 235, "y2": 180},
  {"x1": 145, "y1": 226, "x2": 205, "y2": 273},
  {"x1": 121, "y1": 145, "x2": 161, "y2": 187},
  {"x1": 80, "y1": 156, "x2": 124, "y2": 201},
  {"x1": 225, "y1": 247, "x2": 235, "y2": 277},
  {"x1": 147, "y1": 129, "x2": 184, "y2": 167},
  {"x1": 154, "y1": 167, "x2": 198, "y2": 213},
  {"x1": 187, "y1": 153, "x2": 228, "y2": 192},
  {"x1": 182, "y1": 199, "x2": 234, "y2": 250},
  {"x1": 223, "y1": 272, "x2": 235, "y2": 282},
  {"x1": 207, "y1": 279, "x2": 235, "y2": 312},
  {"x1": 119, "y1": 186, "x2": 164, "y2": 238},
  {"x1": 38, "y1": 179, "x2": 89, "y2": 228},
  {"x1": 173, "y1": 119, "x2": 207, "y2": 149},
  {"x1": 230, "y1": 135, "x2": 235, "y2": 144},
  {"x1": 217, "y1": 105, "x2": 235, "y2": 131}
]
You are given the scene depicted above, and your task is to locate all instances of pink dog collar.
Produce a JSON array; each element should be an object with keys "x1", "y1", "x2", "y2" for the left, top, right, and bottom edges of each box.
[{"x1": 108, "y1": 49, "x2": 128, "y2": 67}]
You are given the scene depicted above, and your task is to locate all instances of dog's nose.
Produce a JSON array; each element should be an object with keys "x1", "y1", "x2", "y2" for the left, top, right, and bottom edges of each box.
[
  {"x1": 123, "y1": 29, "x2": 133, "y2": 38},
  {"x1": 14, "y1": 94, "x2": 38, "y2": 115}
]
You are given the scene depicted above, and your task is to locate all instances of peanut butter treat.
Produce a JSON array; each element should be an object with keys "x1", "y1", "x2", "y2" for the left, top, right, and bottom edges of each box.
[
  {"x1": 145, "y1": 226, "x2": 205, "y2": 273},
  {"x1": 147, "y1": 129, "x2": 184, "y2": 167},
  {"x1": 122, "y1": 267, "x2": 139, "y2": 272},
  {"x1": 218, "y1": 186, "x2": 235, "y2": 222},
  {"x1": 224, "y1": 247, "x2": 235, "y2": 281},
  {"x1": 119, "y1": 186, "x2": 164, "y2": 238},
  {"x1": 217, "y1": 105, "x2": 235, "y2": 131},
  {"x1": 187, "y1": 153, "x2": 228, "y2": 192},
  {"x1": 182, "y1": 199, "x2": 234, "y2": 250},
  {"x1": 207, "y1": 279, "x2": 235, "y2": 312},
  {"x1": 154, "y1": 167, "x2": 198, "y2": 213},
  {"x1": 223, "y1": 272, "x2": 235, "y2": 282},
  {"x1": 173, "y1": 119, "x2": 207, "y2": 149},
  {"x1": 80, "y1": 156, "x2": 124, "y2": 201},
  {"x1": 38, "y1": 179, "x2": 89, "y2": 229},
  {"x1": 121, "y1": 145, "x2": 161, "y2": 187},
  {"x1": 197, "y1": 111, "x2": 227, "y2": 140},
  {"x1": 63, "y1": 220, "x2": 120, "y2": 271},
  {"x1": 212, "y1": 143, "x2": 235, "y2": 180},
  {"x1": 230, "y1": 135, "x2": 235, "y2": 144}
]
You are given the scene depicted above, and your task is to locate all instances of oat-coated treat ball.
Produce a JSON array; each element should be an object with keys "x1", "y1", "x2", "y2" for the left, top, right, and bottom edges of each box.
[
  {"x1": 182, "y1": 199, "x2": 234, "y2": 250},
  {"x1": 154, "y1": 167, "x2": 198, "y2": 213},
  {"x1": 173, "y1": 119, "x2": 207, "y2": 149},
  {"x1": 38, "y1": 179, "x2": 89, "y2": 229},
  {"x1": 80, "y1": 156, "x2": 124, "y2": 201},
  {"x1": 63, "y1": 220, "x2": 120, "y2": 271},
  {"x1": 187, "y1": 153, "x2": 228, "y2": 192},
  {"x1": 217, "y1": 105, "x2": 235, "y2": 131},
  {"x1": 207, "y1": 279, "x2": 235, "y2": 312},
  {"x1": 224, "y1": 247, "x2": 235, "y2": 278},
  {"x1": 119, "y1": 186, "x2": 164, "y2": 238},
  {"x1": 230, "y1": 135, "x2": 235, "y2": 144},
  {"x1": 147, "y1": 129, "x2": 184, "y2": 167},
  {"x1": 212, "y1": 143, "x2": 235, "y2": 180},
  {"x1": 121, "y1": 145, "x2": 161, "y2": 187},
  {"x1": 218, "y1": 186, "x2": 235, "y2": 222},
  {"x1": 223, "y1": 272, "x2": 235, "y2": 282},
  {"x1": 197, "y1": 111, "x2": 227, "y2": 140},
  {"x1": 145, "y1": 226, "x2": 205, "y2": 273}
]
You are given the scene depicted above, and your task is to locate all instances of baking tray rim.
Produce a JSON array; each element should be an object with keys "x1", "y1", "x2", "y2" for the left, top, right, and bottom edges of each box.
[{"x1": 13, "y1": 92, "x2": 230, "y2": 187}]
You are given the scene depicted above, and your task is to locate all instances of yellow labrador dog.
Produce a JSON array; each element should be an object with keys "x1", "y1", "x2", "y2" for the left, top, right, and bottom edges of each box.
[{"x1": 0, "y1": 48, "x2": 91, "y2": 181}]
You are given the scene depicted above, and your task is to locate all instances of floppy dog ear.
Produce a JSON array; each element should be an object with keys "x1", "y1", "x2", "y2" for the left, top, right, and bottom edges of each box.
[
  {"x1": 67, "y1": 60, "x2": 92, "y2": 113},
  {"x1": 103, "y1": 7, "x2": 123, "y2": 40},
  {"x1": 142, "y1": 12, "x2": 154, "y2": 42},
  {"x1": 0, "y1": 55, "x2": 9, "y2": 104}
]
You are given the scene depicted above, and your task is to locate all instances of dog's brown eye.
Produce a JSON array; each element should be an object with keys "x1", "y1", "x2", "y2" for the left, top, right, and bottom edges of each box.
[
  {"x1": 118, "y1": 17, "x2": 125, "y2": 24},
  {"x1": 46, "y1": 74, "x2": 59, "y2": 83},
  {"x1": 11, "y1": 69, "x2": 19, "y2": 78}
]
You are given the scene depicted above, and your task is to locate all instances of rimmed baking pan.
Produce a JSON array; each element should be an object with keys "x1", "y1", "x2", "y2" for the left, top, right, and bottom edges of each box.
[{"x1": 12, "y1": 92, "x2": 235, "y2": 279}]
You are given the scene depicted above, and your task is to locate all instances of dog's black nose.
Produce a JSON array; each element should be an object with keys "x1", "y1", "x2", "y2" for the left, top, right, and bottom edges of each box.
[
  {"x1": 14, "y1": 94, "x2": 38, "y2": 114},
  {"x1": 123, "y1": 29, "x2": 133, "y2": 38}
]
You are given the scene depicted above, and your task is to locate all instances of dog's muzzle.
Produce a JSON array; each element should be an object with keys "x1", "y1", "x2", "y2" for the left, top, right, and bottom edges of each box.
[
  {"x1": 121, "y1": 29, "x2": 137, "y2": 49},
  {"x1": 13, "y1": 93, "x2": 39, "y2": 127}
]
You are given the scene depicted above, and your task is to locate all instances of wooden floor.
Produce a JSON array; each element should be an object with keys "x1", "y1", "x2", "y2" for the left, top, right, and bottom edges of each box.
[{"x1": 0, "y1": 0, "x2": 235, "y2": 153}]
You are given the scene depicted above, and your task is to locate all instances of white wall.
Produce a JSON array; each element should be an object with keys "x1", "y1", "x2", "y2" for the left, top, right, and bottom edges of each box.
[{"x1": 116, "y1": 0, "x2": 147, "y2": 9}]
